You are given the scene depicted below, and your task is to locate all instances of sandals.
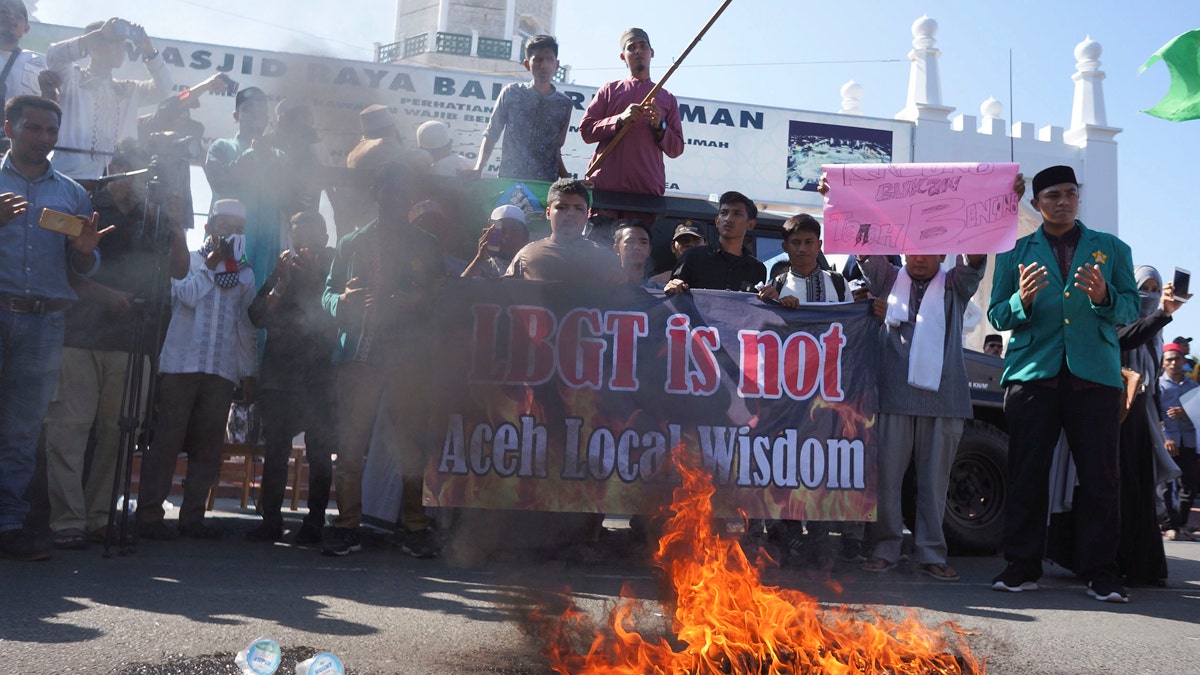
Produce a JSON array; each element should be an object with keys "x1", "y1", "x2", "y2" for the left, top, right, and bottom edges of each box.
[
  {"x1": 920, "y1": 562, "x2": 960, "y2": 581},
  {"x1": 861, "y1": 557, "x2": 896, "y2": 573},
  {"x1": 52, "y1": 528, "x2": 89, "y2": 550}
]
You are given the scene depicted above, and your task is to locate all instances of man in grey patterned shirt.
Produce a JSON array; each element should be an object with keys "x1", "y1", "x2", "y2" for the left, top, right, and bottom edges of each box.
[{"x1": 472, "y1": 34, "x2": 572, "y2": 182}]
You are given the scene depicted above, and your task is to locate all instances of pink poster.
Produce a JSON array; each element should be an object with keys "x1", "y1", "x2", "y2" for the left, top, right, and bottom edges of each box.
[{"x1": 821, "y1": 162, "x2": 1021, "y2": 255}]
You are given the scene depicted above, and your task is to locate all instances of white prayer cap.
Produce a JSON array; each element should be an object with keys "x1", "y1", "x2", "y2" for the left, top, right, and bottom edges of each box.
[
  {"x1": 210, "y1": 199, "x2": 247, "y2": 222},
  {"x1": 416, "y1": 120, "x2": 451, "y2": 150},
  {"x1": 490, "y1": 204, "x2": 526, "y2": 224}
]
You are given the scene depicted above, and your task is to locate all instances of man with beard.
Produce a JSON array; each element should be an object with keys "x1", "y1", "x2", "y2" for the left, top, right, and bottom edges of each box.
[{"x1": 580, "y1": 28, "x2": 683, "y2": 198}]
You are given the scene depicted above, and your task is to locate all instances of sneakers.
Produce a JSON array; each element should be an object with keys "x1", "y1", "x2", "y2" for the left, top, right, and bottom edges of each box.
[
  {"x1": 0, "y1": 528, "x2": 52, "y2": 561},
  {"x1": 245, "y1": 523, "x2": 283, "y2": 542},
  {"x1": 294, "y1": 522, "x2": 324, "y2": 546},
  {"x1": 137, "y1": 521, "x2": 179, "y2": 541},
  {"x1": 397, "y1": 527, "x2": 438, "y2": 559},
  {"x1": 179, "y1": 521, "x2": 224, "y2": 540},
  {"x1": 991, "y1": 562, "x2": 1040, "y2": 592},
  {"x1": 321, "y1": 527, "x2": 361, "y2": 557},
  {"x1": 1087, "y1": 579, "x2": 1130, "y2": 604}
]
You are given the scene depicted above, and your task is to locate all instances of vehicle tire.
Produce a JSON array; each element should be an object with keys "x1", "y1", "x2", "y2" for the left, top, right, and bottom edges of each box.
[{"x1": 943, "y1": 420, "x2": 1008, "y2": 555}]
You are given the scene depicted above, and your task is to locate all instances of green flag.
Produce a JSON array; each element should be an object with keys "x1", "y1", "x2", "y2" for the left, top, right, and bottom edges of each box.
[{"x1": 1141, "y1": 29, "x2": 1200, "y2": 122}]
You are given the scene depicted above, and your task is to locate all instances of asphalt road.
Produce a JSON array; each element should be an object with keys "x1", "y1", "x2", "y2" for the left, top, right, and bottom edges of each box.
[{"x1": 3, "y1": 503, "x2": 1198, "y2": 674}]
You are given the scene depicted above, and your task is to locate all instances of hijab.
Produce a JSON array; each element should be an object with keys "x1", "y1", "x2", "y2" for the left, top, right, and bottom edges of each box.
[{"x1": 1128, "y1": 264, "x2": 1164, "y2": 382}]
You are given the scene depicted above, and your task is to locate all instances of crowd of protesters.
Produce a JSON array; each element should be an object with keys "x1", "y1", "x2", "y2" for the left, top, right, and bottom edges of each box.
[{"x1": 0, "y1": 12, "x2": 1196, "y2": 607}]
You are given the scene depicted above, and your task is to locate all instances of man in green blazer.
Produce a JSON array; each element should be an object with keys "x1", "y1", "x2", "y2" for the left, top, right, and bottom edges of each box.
[{"x1": 987, "y1": 165, "x2": 1138, "y2": 603}]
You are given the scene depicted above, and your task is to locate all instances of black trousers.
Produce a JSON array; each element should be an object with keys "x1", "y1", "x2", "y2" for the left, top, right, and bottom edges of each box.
[
  {"x1": 1169, "y1": 446, "x2": 1199, "y2": 529},
  {"x1": 1002, "y1": 378, "x2": 1121, "y2": 581},
  {"x1": 256, "y1": 388, "x2": 335, "y2": 530}
]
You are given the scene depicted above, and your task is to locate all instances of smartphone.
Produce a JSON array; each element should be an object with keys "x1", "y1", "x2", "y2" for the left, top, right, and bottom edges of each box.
[
  {"x1": 485, "y1": 226, "x2": 502, "y2": 252},
  {"x1": 1174, "y1": 267, "x2": 1190, "y2": 301},
  {"x1": 114, "y1": 21, "x2": 145, "y2": 43},
  {"x1": 217, "y1": 73, "x2": 239, "y2": 96},
  {"x1": 38, "y1": 208, "x2": 83, "y2": 237}
]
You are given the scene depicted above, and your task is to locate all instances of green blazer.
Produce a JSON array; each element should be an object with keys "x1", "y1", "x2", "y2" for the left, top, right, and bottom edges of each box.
[{"x1": 988, "y1": 221, "x2": 1138, "y2": 388}]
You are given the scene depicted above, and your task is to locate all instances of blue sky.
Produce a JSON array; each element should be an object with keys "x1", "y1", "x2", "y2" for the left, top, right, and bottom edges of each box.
[{"x1": 33, "y1": 0, "x2": 1200, "y2": 339}]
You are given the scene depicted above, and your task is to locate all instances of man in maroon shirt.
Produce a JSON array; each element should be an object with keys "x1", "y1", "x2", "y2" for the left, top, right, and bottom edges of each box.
[{"x1": 579, "y1": 27, "x2": 684, "y2": 198}]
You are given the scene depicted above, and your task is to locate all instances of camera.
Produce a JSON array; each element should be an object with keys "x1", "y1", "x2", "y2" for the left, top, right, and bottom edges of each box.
[{"x1": 146, "y1": 131, "x2": 202, "y2": 161}]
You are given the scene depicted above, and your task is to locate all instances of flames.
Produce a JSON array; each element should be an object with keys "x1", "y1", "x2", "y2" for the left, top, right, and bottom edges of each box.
[{"x1": 534, "y1": 445, "x2": 982, "y2": 674}]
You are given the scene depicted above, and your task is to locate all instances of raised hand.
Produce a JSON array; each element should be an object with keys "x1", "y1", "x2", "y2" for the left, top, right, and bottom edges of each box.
[
  {"x1": 1018, "y1": 262, "x2": 1050, "y2": 309},
  {"x1": 1073, "y1": 263, "x2": 1108, "y2": 305}
]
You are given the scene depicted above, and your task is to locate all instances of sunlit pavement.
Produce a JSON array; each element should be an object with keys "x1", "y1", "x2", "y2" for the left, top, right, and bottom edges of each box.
[{"x1": 3, "y1": 502, "x2": 1198, "y2": 674}]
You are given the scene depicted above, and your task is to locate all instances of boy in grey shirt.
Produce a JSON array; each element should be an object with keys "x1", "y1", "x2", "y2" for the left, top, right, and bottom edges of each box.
[{"x1": 473, "y1": 34, "x2": 572, "y2": 182}]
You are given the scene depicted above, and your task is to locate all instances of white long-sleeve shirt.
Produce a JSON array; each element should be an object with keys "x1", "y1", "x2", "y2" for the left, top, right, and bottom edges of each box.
[
  {"x1": 2, "y1": 49, "x2": 46, "y2": 105},
  {"x1": 159, "y1": 251, "x2": 257, "y2": 382},
  {"x1": 45, "y1": 37, "x2": 172, "y2": 180}
]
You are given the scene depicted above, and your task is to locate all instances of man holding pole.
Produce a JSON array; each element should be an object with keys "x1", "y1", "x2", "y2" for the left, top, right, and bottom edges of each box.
[{"x1": 579, "y1": 28, "x2": 684, "y2": 197}]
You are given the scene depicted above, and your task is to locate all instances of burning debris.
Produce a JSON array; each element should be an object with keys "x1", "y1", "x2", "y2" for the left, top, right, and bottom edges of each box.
[{"x1": 532, "y1": 446, "x2": 982, "y2": 674}]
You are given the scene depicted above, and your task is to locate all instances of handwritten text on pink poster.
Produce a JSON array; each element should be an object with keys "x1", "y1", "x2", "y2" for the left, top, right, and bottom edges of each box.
[{"x1": 821, "y1": 162, "x2": 1021, "y2": 254}]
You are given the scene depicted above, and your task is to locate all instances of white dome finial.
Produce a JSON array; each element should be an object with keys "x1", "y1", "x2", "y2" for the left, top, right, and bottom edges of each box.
[
  {"x1": 1075, "y1": 35, "x2": 1102, "y2": 62},
  {"x1": 839, "y1": 80, "x2": 865, "y2": 115},
  {"x1": 981, "y1": 97, "x2": 1003, "y2": 119},
  {"x1": 912, "y1": 15, "x2": 937, "y2": 39},
  {"x1": 897, "y1": 15, "x2": 952, "y2": 121},
  {"x1": 1070, "y1": 34, "x2": 1108, "y2": 130}
]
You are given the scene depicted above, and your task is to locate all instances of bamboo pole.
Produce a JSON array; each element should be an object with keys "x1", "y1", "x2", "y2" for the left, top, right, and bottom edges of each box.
[{"x1": 584, "y1": 0, "x2": 734, "y2": 178}]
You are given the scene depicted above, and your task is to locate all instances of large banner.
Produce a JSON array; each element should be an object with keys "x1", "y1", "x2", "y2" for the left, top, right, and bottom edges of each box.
[
  {"x1": 822, "y1": 162, "x2": 1021, "y2": 254},
  {"x1": 28, "y1": 23, "x2": 912, "y2": 209},
  {"x1": 423, "y1": 281, "x2": 880, "y2": 521}
]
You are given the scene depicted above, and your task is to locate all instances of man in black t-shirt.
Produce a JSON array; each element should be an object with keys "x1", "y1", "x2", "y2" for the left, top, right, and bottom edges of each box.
[{"x1": 664, "y1": 190, "x2": 765, "y2": 295}]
